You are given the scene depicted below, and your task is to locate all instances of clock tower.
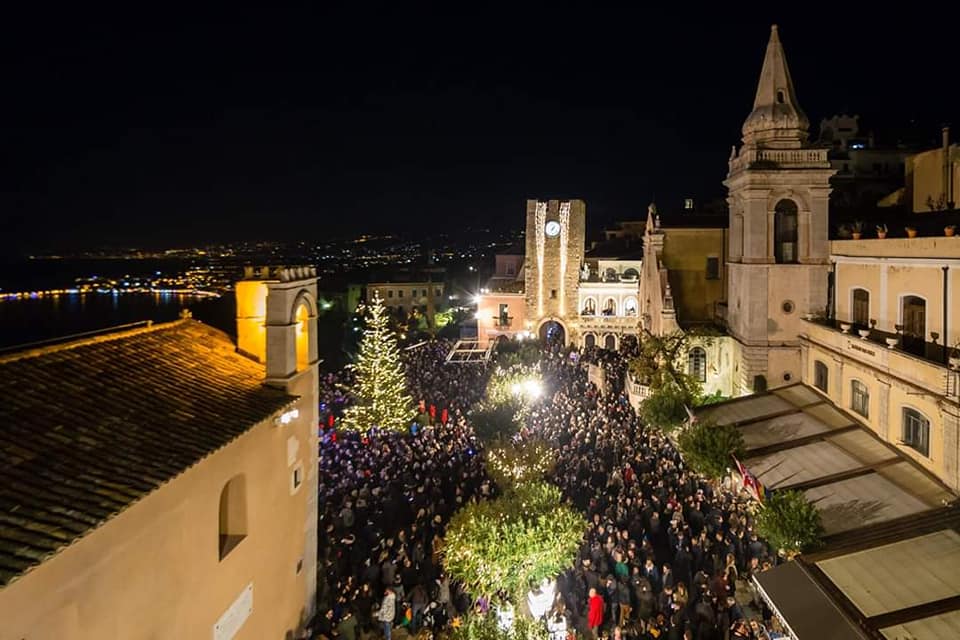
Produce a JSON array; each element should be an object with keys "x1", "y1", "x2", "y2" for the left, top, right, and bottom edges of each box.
[{"x1": 524, "y1": 199, "x2": 586, "y2": 344}]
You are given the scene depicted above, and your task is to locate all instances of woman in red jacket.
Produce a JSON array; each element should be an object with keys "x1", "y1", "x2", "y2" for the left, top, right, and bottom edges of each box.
[{"x1": 587, "y1": 587, "x2": 605, "y2": 640}]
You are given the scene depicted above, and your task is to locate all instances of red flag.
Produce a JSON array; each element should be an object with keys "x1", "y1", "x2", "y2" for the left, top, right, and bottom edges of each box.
[
  {"x1": 441, "y1": 408, "x2": 449, "y2": 425},
  {"x1": 327, "y1": 414, "x2": 335, "y2": 428},
  {"x1": 429, "y1": 404, "x2": 436, "y2": 419}
]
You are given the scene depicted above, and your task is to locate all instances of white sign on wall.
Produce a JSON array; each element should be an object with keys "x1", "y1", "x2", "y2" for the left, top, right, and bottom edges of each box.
[{"x1": 214, "y1": 582, "x2": 253, "y2": 640}]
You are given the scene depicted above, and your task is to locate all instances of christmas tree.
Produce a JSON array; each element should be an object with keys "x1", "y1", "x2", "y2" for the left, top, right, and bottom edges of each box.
[{"x1": 342, "y1": 293, "x2": 415, "y2": 433}]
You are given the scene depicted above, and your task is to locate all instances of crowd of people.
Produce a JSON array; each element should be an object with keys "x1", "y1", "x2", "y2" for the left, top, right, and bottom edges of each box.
[
  {"x1": 531, "y1": 347, "x2": 785, "y2": 640},
  {"x1": 309, "y1": 338, "x2": 788, "y2": 640},
  {"x1": 314, "y1": 340, "x2": 492, "y2": 640}
]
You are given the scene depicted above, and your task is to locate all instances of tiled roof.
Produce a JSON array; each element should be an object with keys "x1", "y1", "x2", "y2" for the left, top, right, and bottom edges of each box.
[{"x1": 0, "y1": 320, "x2": 296, "y2": 588}]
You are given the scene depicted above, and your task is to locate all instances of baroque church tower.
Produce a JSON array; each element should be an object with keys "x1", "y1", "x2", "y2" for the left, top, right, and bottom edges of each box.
[{"x1": 725, "y1": 25, "x2": 835, "y2": 394}]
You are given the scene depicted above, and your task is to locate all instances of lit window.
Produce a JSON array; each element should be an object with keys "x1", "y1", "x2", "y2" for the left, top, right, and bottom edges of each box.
[
  {"x1": 684, "y1": 198, "x2": 694, "y2": 210},
  {"x1": 219, "y1": 475, "x2": 247, "y2": 560},
  {"x1": 851, "y1": 380, "x2": 869, "y2": 418},
  {"x1": 814, "y1": 361, "x2": 829, "y2": 392},
  {"x1": 688, "y1": 347, "x2": 707, "y2": 382},
  {"x1": 902, "y1": 408, "x2": 930, "y2": 457}
]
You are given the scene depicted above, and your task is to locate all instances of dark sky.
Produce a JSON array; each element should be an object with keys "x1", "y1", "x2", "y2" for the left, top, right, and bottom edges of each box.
[{"x1": 2, "y1": 7, "x2": 956, "y2": 251}]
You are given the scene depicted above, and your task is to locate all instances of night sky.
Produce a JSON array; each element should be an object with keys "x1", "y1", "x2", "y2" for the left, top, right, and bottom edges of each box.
[{"x1": 2, "y1": 7, "x2": 957, "y2": 252}]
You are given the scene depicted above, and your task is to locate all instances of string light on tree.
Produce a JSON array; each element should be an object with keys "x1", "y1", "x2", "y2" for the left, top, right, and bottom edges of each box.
[{"x1": 341, "y1": 292, "x2": 415, "y2": 434}]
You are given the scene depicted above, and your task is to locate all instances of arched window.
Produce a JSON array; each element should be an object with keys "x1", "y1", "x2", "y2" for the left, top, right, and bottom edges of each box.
[
  {"x1": 688, "y1": 347, "x2": 707, "y2": 382},
  {"x1": 219, "y1": 475, "x2": 248, "y2": 560},
  {"x1": 814, "y1": 360, "x2": 829, "y2": 392},
  {"x1": 295, "y1": 302, "x2": 311, "y2": 372},
  {"x1": 774, "y1": 199, "x2": 799, "y2": 264},
  {"x1": 851, "y1": 380, "x2": 869, "y2": 418},
  {"x1": 624, "y1": 297, "x2": 638, "y2": 316},
  {"x1": 604, "y1": 268, "x2": 618, "y2": 282},
  {"x1": 604, "y1": 334, "x2": 617, "y2": 350},
  {"x1": 582, "y1": 298, "x2": 596, "y2": 316},
  {"x1": 622, "y1": 268, "x2": 640, "y2": 280},
  {"x1": 902, "y1": 408, "x2": 930, "y2": 457},
  {"x1": 901, "y1": 295, "x2": 926, "y2": 352},
  {"x1": 584, "y1": 333, "x2": 596, "y2": 349},
  {"x1": 602, "y1": 298, "x2": 617, "y2": 316},
  {"x1": 852, "y1": 289, "x2": 870, "y2": 328}
]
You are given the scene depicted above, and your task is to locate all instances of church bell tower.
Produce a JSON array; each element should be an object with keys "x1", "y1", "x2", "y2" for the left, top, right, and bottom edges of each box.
[{"x1": 724, "y1": 25, "x2": 835, "y2": 395}]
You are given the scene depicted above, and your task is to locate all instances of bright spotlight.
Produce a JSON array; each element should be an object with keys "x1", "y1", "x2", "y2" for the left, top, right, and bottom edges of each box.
[
  {"x1": 523, "y1": 379, "x2": 543, "y2": 399},
  {"x1": 472, "y1": 295, "x2": 482, "y2": 304},
  {"x1": 511, "y1": 383, "x2": 523, "y2": 395}
]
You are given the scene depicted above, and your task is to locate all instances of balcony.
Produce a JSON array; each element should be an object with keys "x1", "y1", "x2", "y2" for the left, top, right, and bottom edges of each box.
[
  {"x1": 492, "y1": 316, "x2": 513, "y2": 329},
  {"x1": 729, "y1": 147, "x2": 830, "y2": 173},
  {"x1": 802, "y1": 316, "x2": 957, "y2": 397},
  {"x1": 806, "y1": 317, "x2": 949, "y2": 364}
]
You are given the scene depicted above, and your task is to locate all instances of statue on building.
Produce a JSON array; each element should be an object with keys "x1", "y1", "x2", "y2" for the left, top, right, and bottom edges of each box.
[{"x1": 580, "y1": 262, "x2": 591, "y2": 281}]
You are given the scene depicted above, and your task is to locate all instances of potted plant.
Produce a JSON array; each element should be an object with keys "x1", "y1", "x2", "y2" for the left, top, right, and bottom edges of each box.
[
  {"x1": 851, "y1": 220, "x2": 864, "y2": 239},
  {"x1": 840, "y1": 322, "x2": 852, "y2": 333},
  {"x1": 946, "y1": 225, "x2": 956, "y2": 237},
  {"x1": 858, "y1": 328, "x2": 870, "y2": 340},
  {"x1": 876, "y1": 224, "x2": 888, "y2": 239},
  {"x1": 906, "y1": 226, "x2": 918, "y2": 238}
]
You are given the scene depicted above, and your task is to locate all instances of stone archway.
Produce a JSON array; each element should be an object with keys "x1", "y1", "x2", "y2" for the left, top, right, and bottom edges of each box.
[{"x1": 537, "y1": 319, "x2": 567, "y2": 345}]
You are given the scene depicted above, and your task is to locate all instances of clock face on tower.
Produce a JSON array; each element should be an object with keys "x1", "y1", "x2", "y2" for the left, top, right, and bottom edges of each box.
[{"x1": 544, "y1": 220, "x2": 561, "y2": 237}]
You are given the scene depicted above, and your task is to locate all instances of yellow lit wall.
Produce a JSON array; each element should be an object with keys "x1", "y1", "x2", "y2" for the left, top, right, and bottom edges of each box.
[
  {"x1": 236, "y1": 280, "x2": 269, "y2": 363},
  {"x1": 0, "y1": 400, "x2": 314, "y2": 640},
  {"x1": 660, "y1": 228, "x2": 726, "y2": 323}
]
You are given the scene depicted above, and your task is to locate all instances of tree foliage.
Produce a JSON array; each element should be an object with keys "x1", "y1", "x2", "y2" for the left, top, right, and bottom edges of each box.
[
  {"x1": 469, "y1": 402, "x2": 522, "y2": 444},
  {"x1": 341, "y1": 294, "x2": 415, "y2": 433},
  {"x1": 753, "y1": 490, "x2": 825, "y2": 557},
  {"x1": 677, "y1": 421, "x2": 745, "y2": 479},
  {"x1": 640, "y1": 384, "x2": 692, "y2": 431},
  {"x1": 485, "y1": 438, "x2": 554, "y2": 490},
  {"x1": 629, "y1": 329, "x2": 706, "y2": 400},
  {"x1": 448, "y1": 613, "x2": 549, "y2": 640},
  {"x1": 444, "y1": 482, "x2": 586, "y2": 604}
]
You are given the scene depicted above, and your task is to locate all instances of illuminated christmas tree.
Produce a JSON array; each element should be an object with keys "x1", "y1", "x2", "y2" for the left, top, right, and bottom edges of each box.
[{"x1": 342, "y1": 293, "x2": 415, "y2": 433}]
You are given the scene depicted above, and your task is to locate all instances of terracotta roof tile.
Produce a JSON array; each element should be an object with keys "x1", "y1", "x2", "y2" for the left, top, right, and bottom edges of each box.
[{"x1": 0, "y1": 320, "x2": 296, "y2": 588}]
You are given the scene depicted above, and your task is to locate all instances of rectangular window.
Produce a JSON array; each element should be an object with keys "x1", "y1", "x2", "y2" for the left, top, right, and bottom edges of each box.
[
  {"x1": 851, "y1": 380, "x2": 869, "y2": 418},
  {"x1": 387, "y1": 290, "x2": 393, "y2": 298},
  {"x1": 903, "y1": 409, "x2": 930, "y2": 457},
  {"x1": 814, "y1": 361, "x2": 829, "y2": 393},
  {"x1": 435, "y1": 289, "x2": 441, "y2": 297},
  {"x1": 853, "y1": 289, "x2": 870, "y2": 327},
  {"x1": 706, "y1": 257, "x2": 720, "y2": 280},
  {"x1": 398, "y1": 290, "x2": 403, "y2": 298},
  {"x1": 422, "y1": 289, "x2": 427, "y2": 297},
  {"x1": 550, "y1": 289, "x2": 557, "y2": 299}
]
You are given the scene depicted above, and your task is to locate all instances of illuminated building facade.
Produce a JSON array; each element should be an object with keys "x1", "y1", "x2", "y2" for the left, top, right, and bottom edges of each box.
[{"x1": 0, "y1": 267, "x2": 320, "y2": 640}]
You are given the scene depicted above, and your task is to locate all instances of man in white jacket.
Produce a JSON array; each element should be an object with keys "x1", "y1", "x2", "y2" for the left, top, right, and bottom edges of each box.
[{"x1": 378, "y1": 587, "x2": 396, "y2": 640}]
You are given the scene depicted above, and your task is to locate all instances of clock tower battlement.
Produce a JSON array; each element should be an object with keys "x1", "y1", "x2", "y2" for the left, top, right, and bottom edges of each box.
[{"x1": 524, "y1": 199, "x2": 586, "y2": 342}]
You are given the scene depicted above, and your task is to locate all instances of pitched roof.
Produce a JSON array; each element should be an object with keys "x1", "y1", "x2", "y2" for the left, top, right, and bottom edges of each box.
[{"x1": 0, "y1": 320, "x2": 296, "y2": 588}]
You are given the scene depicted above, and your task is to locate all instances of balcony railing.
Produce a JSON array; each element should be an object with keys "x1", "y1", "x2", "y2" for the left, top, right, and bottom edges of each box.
[
  {"x1": 805, "y1": 316, "x2": 951, "y2": 368},
  {"x1": 493, "y1": 316, "x2": 513, "y2": 328},
  {"x1": 730, "y1": 147, "x2": 830, "y2": 172}
]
